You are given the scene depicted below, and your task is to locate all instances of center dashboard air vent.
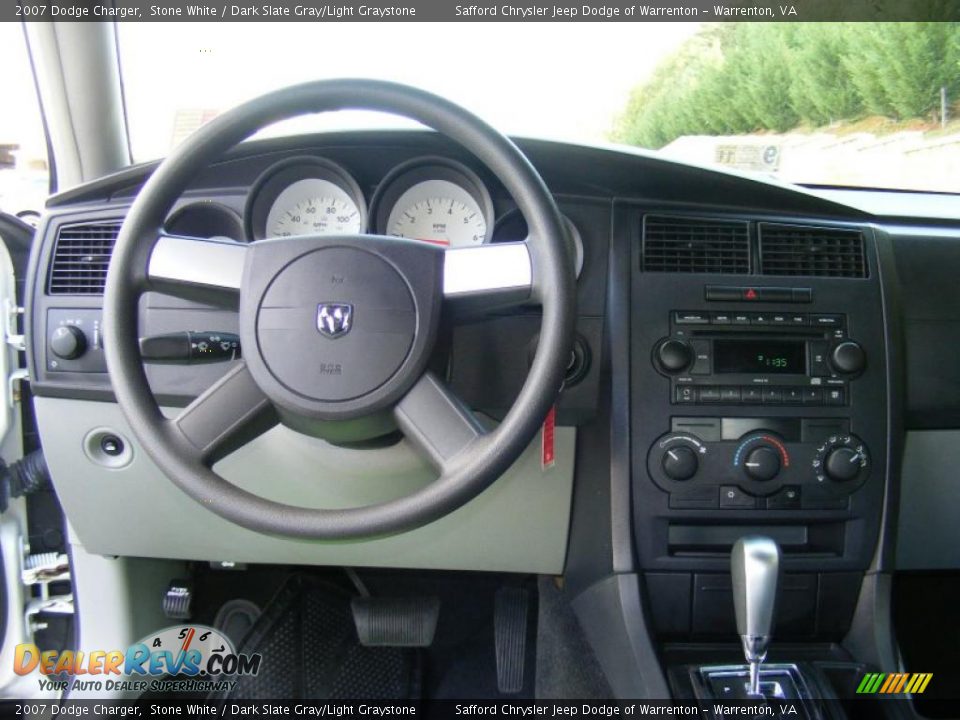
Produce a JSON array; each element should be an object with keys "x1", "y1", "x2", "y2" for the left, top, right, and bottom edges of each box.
[
  {"x1": 642, "y1": 215, "x2": 750, "y2": 274},
  {"x1": 759, "y1": 223, "x2": 867, "y2": 278},
  {"x1": 47, "y1": 220, "x2": 122, "y2": 295}
]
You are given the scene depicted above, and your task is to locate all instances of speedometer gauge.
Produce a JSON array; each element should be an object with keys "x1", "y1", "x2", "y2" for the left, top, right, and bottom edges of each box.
[
  {"x1": 370, "y1": 158, "x2": 494, "y2": 248},
  {"x1": 386, "y1": 180, "x2": 487, "y2": 247},
  {"x1": 266, "y1": 179, "x2": 362, "y2": 237},
  {"x1": 245, "y1": 157, "x2": 366, "y2": 241}
]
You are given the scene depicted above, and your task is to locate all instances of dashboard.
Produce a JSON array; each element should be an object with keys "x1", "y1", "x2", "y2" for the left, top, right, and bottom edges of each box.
[{"x1": 20, "y1": 130, "x2": 960, "y2": 612}]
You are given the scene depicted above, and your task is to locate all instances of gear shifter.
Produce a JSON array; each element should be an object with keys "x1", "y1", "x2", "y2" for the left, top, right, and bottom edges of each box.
[{"x1": 731, "y1": 536, "x2": 780, "y2": 696}]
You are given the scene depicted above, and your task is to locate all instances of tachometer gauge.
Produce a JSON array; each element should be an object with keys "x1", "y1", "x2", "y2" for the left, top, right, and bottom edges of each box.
[
  {"x1": 371, "y1": 158, "x2": 494, "y2": 248},
  {"x1": 245, "y1": 157, "x2": 366, "y2": 241},
  {"x1": 387, "y1": 180, "x2": 486, "y2": 247}
]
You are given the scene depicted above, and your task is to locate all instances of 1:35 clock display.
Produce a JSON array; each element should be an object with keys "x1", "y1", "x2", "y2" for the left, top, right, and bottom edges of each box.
[{"x1": 714, "y1": 339, "x2": 806, "y2": 375}]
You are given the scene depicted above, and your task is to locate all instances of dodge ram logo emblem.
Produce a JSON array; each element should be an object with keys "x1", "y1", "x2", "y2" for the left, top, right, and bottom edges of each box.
[{"x1": 317, "y1": 303, "x2": 353, "y2": 339}]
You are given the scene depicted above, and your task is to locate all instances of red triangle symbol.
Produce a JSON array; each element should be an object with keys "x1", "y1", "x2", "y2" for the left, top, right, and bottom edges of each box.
[{"x1": 745, "y1": 288, "x2": 758, "y2": 300}]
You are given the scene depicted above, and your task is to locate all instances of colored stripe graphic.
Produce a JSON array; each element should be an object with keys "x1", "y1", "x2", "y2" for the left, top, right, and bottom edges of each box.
[
  {"x1": 858, "y1": 672, "x2": 933, "y2": 694},
  {"x1": 891, "y1": 673, "x2": 909, "y2": 693}
]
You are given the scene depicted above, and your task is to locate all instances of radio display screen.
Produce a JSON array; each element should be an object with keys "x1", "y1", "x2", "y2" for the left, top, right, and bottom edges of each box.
[{"x1": 714, "y1": 339, "x2": 806, "y2": 375}]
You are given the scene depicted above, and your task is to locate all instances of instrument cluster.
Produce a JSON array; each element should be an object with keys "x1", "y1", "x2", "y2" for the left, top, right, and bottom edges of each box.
[{"x1": 172, "y1": 154, "x2": 585, "y2": 273}]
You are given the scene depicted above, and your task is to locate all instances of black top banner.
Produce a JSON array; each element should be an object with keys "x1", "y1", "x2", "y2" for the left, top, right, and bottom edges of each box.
[{"x1": 6, "y1": 0, "x2": 960, "y2": 22}]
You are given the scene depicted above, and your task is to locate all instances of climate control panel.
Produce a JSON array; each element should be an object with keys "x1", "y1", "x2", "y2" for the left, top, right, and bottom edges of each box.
[{"x1": 647, "y1": 417, "x2": 870, "y2": 510}]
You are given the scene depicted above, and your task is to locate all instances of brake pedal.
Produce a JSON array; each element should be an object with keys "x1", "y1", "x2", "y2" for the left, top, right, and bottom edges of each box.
[
  {"x1": 350, "y1": 596, "x2": 440, "y2": 647},
  {"x1": 494, "y1": 586, "x2": 530, "y2": 694}
]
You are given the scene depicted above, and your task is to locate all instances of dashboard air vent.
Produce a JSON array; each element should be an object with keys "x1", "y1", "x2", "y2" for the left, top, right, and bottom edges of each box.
[
  {"x1": 642, "y1": 215, "x2": 750, "y2": 274},
  {"x1": 759, "y1": 223, "x2": 867, "y2": 278},
  {"x1": 47, "y1": 220, "x2": 122, "y2": 295}
]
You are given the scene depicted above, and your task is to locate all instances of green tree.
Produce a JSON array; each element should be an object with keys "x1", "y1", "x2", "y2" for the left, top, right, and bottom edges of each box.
[{"x1": 613, "y1": 22, "x2": 960, "y2": 149}]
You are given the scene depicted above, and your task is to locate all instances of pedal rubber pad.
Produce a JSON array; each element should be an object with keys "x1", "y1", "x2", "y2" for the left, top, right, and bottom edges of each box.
[
  {"x1": 494, "y1": 586, "x2": 530, "y2": 694},
  {"x1": 350, "y1": 596, "x2": 440, "y2": 647}
]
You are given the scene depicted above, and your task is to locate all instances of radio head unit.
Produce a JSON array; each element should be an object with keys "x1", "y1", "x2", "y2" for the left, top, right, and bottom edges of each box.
[{"x1": 654, "y1": 311, "x2": 865, "y2": 406}]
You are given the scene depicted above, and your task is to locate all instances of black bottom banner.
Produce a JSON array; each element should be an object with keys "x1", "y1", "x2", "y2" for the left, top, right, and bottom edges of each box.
[{"x1": 0, "y1": 699, "x2": 955, "y2": 720}]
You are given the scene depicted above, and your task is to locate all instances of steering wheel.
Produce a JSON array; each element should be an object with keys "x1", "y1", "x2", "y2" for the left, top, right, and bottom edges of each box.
[{"x1": 103, "y1": 79, "x2": 575, "y2": 540}]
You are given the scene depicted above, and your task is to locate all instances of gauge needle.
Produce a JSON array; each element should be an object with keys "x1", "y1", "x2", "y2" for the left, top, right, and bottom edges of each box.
[{"x1": 415, "y1": 238, "x2": 450, "y2": 246}]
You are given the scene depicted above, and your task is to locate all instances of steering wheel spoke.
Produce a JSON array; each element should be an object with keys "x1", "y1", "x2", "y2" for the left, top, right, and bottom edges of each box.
[
  {"x1": 394, "y1": 372, "x2": 487, "y2": 473},
  {"x1": 147, "y1": 233, "x2": 247, "y2": 307},
  {"x1": 442, "y1": 242, "x2": 534, "y2": 313},
  {"x1": 169, "y1": 361, "x2": 277, "y2": 465}
]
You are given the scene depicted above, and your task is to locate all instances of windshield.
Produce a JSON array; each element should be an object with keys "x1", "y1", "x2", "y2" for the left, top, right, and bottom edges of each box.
[{"x1": 119, "y1": 22, "x2": 960, "y2": 193}]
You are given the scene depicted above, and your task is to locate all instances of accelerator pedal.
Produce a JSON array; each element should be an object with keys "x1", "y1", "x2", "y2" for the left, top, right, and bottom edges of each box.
[
  {"x1": 350, "y1": 596, "x2": 440, "y2": 647},
  {"x1": 494, "y1": 586, "x2": 531, "y2": 694}
]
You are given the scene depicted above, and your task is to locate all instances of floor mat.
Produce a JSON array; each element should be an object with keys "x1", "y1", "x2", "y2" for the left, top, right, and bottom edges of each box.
[{"x1": 212, "y1": 574, "x2": 421, "y2": 700}]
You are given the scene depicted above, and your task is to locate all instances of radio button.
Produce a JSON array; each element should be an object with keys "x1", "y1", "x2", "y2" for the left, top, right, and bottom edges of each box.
[
  {"x1": 824, "y1": 387, "x2": 846, "y2": 406},
  {"x1": 812, "y1": 314, "x2": 843, "y2": 328},
  {"x1": 762, "y1": 387, "x2": 783, "y2": 404},
  {"x1": 809, "y1": 341, "x2": 830, "y2": 376},
  {"x1": 720, "y1": 387, "x2": 741, "y2": 403},
  {"x1": 700, "y1": 387, "x2": 722, "y2": 403},
  {"x1": 712, "y1": 312, "x2": 733, "y2": 325},
  {"x1": 801, "y1": 388, "x2": 823, "y2": 404},
  {"x1": 783, "y1": 388, "x2": 804, "y2": 404},
  {"x1": 675, "y1": 311, "x2": 710, "y2": 325},
  {"x1": 771, "y1": 314, "x2": 789, "y2": 325},
  {"x1": 741, "y1": 387, "x2": 763, "y2": 404},
  {"x1": 675, "y1": 386, "x2": 697, "y2": 404},
  {"x1": 732, "y1": 313, "x2": 751, "y2": 325},
  {"x1": 690, "y1": 340, "x2": 712, "y2": 375},
  {"x1": 788, "y1": 314, "x2": 808, "y2": 326},
  {"x1": 750, "y1": 313, "x2": 772, "y2": 325}
]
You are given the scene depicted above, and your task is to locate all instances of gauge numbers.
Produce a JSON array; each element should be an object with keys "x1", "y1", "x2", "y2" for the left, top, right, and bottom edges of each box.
[
  {"x1": 266, "y1": 178, "x2": 363, "y2": 238},
  {"x1": 386, "y1": 179, "x2": 487, "y2": 248}
]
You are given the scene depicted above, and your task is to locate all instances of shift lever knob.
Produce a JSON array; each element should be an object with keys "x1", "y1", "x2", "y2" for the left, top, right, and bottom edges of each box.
[{"x1": 731, "y1": 536, "x2": 780, "y2": 695}]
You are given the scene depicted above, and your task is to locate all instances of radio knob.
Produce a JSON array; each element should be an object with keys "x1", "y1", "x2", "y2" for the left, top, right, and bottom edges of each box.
[
  {"x1": 662, "y1": 445, "x2": 699, "y2": 481},
  {"x1": 655, "y1": 339, "x2": 693, "y2": 374},
  {"x1": 50, "y1": 325, "x2": 87, "y2": 360},
  {"x1": 829, "y1": 341, "x2": 866, "y2": 375},
  {"x1": 824, "y1": 447, "x2": 863, "y2": 482},
  {"x1": 743, "y1": 446, "x2": 781, "y2": 482}
]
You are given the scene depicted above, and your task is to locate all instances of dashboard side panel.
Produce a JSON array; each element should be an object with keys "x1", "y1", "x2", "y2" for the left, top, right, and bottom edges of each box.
[
  {"x1": 897, "y1": 431, "x2": 960, "y2": 569},
  {"x1": 37, "y1": 397, "x2": 575, "y2": 573}
]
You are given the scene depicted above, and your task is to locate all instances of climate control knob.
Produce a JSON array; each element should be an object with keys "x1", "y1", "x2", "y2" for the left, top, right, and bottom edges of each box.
[
  {"x1": 50, "y1": 325, "x2": 87, "y2": 360},
  {"x1": 655, "y1": 338, "x2": 693, "y2": 374},
  {"x1": 662, "y1": 445, "x2": 699, "y2": 481},
  {"x1": 813, "y1": 434, "x2": 869, "y2": 484},
  {"x1": 743, "y1": 446, "x2": 781, "y2": 482},
  {"x1": 829, "y1": 340, "x2": 866, "y2": 376},
  {"x1": 824, "y1": 447, "x2": 864, "y2": 482}
]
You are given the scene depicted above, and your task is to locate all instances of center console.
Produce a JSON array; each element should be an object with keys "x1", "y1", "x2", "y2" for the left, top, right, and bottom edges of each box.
[{"x1": 628, "y1": 213, "x2": 892, "y2": 710}]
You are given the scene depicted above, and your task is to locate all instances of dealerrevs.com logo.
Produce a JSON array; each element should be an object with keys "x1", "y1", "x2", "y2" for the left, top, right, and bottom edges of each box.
[{"x1": 14, "y1": 625, "x2": 262, "y2": 694}]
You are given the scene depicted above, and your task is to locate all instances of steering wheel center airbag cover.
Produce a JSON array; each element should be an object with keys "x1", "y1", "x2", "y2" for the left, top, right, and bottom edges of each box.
[{"x1": 240, "y1": 234, "x2": 443, "y2": 420}]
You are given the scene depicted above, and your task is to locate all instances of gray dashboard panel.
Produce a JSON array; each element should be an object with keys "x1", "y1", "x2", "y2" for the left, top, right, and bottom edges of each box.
[
  {"x1": 897, "y1": 430, "x2": 960, "y2": 569},
  {"x1": 37, "y1": 397, "x2": 575, "y2": 572}
]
